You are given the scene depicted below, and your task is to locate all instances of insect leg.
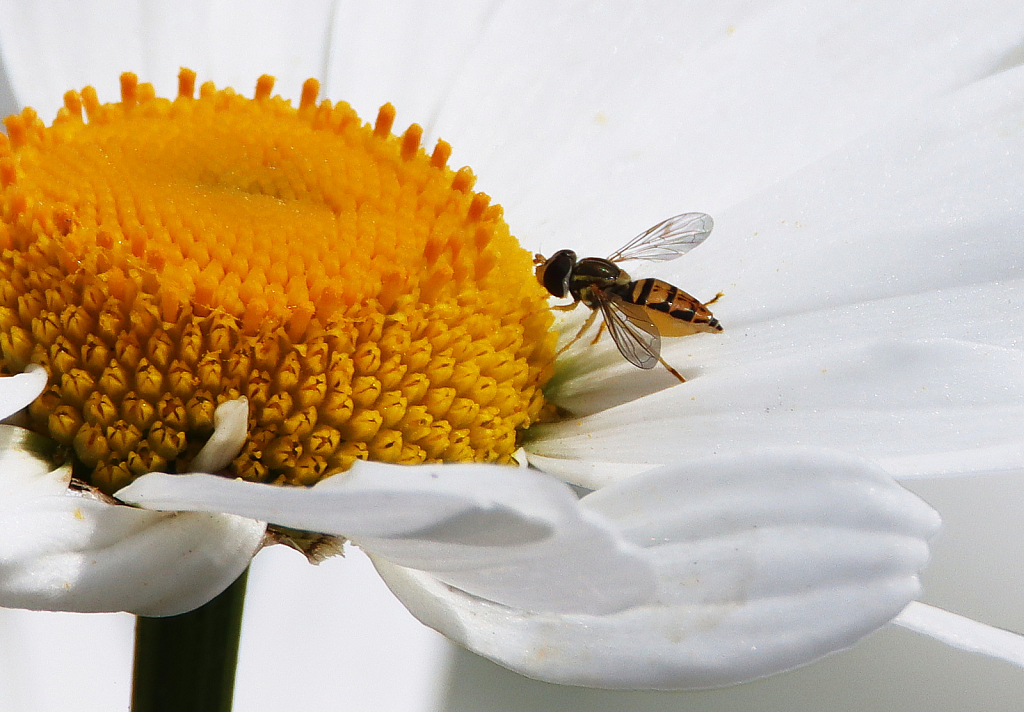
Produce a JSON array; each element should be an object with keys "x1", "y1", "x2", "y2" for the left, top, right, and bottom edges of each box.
[
  {"x1": 658, "y1": 355, "x2": 686, "y2": 383},
  {"x1": 589, "y1": 321, "x2": 607, "y2": 345},
  {"x1": 556, "y1": 308, "x2": 600, "y2": 358},
  {"x1": 704, "y1": 291, "x2": 724, "y2": 307}
]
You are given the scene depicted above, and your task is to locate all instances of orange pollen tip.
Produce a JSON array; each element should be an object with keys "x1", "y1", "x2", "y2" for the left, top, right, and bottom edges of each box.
[
  {"x1": 120, "y1": 72, "x2": 138, "y2": 105},
  {"x1": 0, "y1": 69, "x2": 557, "y2": 494},
  {"x1": 401, "y1": 124, "x2": 423, "y2": 161},
  {"x1": 255, "y1": 74, "x2": 275, "y2": 101},
  {"x1": 374, "y1": 103, "x2": 396, "y2": 138},
  {"x1": 177, "y1": 68, "x2": 197, "y2": 99},
  {"x1": 431, "y1": 140, "x2": 452, "y2": 169},
  {"x1": 299, "y1": 78, "x2": 319, "y2": 111},
  {"x1": 63, "y1": 91, "x2": 83, "y2": 120}
]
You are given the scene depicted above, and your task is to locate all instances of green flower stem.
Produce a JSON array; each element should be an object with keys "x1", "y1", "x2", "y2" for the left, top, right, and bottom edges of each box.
[{"x1": 131, "y1": 569, "x2": 249, "y2": 712}]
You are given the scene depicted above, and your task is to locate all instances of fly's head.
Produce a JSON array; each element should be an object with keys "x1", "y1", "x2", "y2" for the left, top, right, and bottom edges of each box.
[{"x1": 535, "y1": 249, "x2": 577, "y2": 299}]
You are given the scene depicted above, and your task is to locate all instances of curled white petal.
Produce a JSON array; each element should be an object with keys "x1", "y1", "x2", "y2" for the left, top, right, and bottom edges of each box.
[
  {"x1": 0, "y1": 501, "x2": 266, "y2": 617},
  {"x1": 117, "y1": 460, "x2": 656, "y2": 615},
  {"x1": 374, "y1": 449, "x2": 939, "y2": 689},
  {"x1": 0, "y1": 366, "x2": 48, "y2": 421},
  {"x1": 188, "y1": 397, "x2": 250, "y2": 473},
  {"x1": 0, "y1": 425, "x2": 69, "y2": 498},
  {"x1": 0, "y1": 425, "x2": 265, "y2": 616}
]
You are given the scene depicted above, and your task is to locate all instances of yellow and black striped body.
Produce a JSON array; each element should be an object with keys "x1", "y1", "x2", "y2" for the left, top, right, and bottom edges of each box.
[
  {"x1": 531, "y1": 213, "x2": 722, "y2": 380},
  {"x1": 608, "y1": 278, "x2": 722, "y2": 336}
]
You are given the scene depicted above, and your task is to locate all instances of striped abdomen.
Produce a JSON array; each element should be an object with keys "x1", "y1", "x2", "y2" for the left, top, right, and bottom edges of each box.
[{"x1": 614, "y1": 278, "x2": 723, "y2": 336}]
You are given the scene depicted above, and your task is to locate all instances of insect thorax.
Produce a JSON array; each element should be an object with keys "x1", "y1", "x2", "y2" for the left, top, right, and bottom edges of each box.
[{"x1": 570, "y1": 258, "x2": 629, "y2": 305}]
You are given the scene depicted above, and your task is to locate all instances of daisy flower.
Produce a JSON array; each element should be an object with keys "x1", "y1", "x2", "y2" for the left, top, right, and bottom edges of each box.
[{"x1": 0, "y1": 1, "x2": 1022, "y2": 710}]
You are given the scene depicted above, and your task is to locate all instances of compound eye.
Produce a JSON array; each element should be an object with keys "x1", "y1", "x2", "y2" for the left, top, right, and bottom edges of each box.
[{"x1": 536, "y1": 250, "x2": 576, "y2": 298}]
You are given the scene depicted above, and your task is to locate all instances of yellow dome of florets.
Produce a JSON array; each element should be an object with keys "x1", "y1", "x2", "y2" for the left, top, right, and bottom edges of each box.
[{"x1": 0, "y1": 69, "x2": 556, "y2": 494}]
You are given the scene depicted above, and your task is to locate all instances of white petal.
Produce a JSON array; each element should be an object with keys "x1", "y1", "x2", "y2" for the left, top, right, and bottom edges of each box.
[
  {"x1": 662, "y1": 63, "x2": 1024, "y2": 327},
  {"x1": 893, "y1": 601, "x2": 1024, "y2": 669},
  {"x1": 0, "y1": 426, "x2": 265, "y2": 616},
  {"x1": 418, "y1": 1, "x2": 1024, "y2": 253},
  {"x1": 547, "y1": 276, "x2": 1024, "y2": 413},
  {"x1": 533, "y1": 319, "x2": 1023, "y2": 488},
  {"x1": 0, "y1": 500, "x2": 265, "y2": 617},
  {"x1": 0, "y1": 0, "x2": 337, "y2": 122},
  {"x1": 117, "y1": 460, "x2": 656, "y2": 615},
  {"x1": 0, "y1": 425, "x2": 68, "y2": 498},
  {"x1": 321, "y1": 0, "x2": 499, "y2": 130},
  {"x1": 0, "y1": 366, "x2": 47, "y2": 422},
  {"x1": 374, "y1": 449, "x2": 939, "y2": 689}
]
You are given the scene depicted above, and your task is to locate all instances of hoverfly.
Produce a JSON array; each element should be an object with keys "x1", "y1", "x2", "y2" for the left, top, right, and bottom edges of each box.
[{"x1": 533, "y1": 212, "x2": 722, "y2": 383}]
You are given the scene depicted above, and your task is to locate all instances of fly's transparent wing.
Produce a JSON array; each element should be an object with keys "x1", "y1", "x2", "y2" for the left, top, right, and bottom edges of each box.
[
  {"x1": 598, "y1": 292, "x2": 661, "y2": 369},
  {"x1": 606, "y1": 212, "x2": 714, "y2": 263}
]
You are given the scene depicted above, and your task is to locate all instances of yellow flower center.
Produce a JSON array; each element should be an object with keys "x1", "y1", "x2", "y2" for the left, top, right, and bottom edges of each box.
[{"x1": 0, "y1": 70, "x2": 556, "y2": 494}]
